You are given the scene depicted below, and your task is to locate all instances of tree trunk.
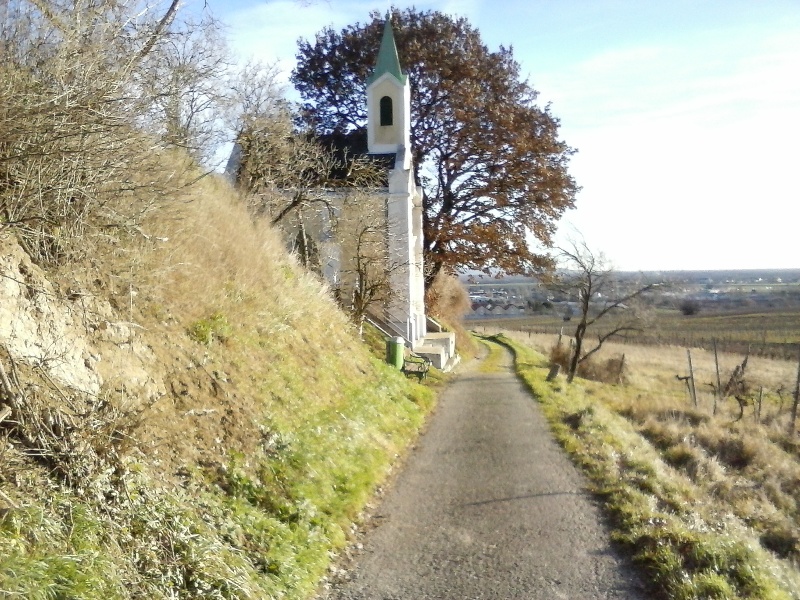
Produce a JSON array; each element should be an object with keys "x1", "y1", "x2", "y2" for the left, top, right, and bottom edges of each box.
[
  {"x1": 297, "y1": 216, "x2": 310, "y2": 268},
  {"x1": 567, "y1": 321, "x2": 586, "y2": 383},
  {"x1": 424, "y1": 258, "x2": 443, "y2": 289},
  {"x1": 546, "y1": 364, "x2": 560, "y2": 382}
]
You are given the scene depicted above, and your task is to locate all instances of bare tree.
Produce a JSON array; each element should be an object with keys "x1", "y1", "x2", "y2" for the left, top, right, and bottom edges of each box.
[
  {"x1": 224, "y1": 61, "x2": 291, "y2": 195},
  {"x1": 226, "y1": 64, "x2": 330, "y2": 222},
  {"x1": 554, "y1": 239, "x2": 659, "y2": 383},
  {"x1": 330, "y1": 190, "x2": 403, "y2": 330},
  {"x1": 226, "y1": 60, "x2": 286, "y2": 132},
  {"x1": 224, "y1": 61, "x2": 397, "y2": 303},
  {"x1": 227, "y1": 95, "x2": 389, "y2": 274},
  {"x1": 230, "y1": 122, "x2": 385, "y2": 228},
  {"x1": 136, "y1": 13, "x2": 232, "y2": 165},
  {"x1": 226, "y1": 59, "x2": 389, "y2": 226}
]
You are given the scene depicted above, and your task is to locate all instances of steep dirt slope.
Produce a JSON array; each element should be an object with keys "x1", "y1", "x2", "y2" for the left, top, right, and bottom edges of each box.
[{"x1": 0, "y1": 175, "x2": 433, "y2": 599}]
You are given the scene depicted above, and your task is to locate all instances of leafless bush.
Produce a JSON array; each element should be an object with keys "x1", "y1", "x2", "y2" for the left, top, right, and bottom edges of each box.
[
  {"x1": 426, "y1": 271, "x2": 471, "y2": 323},
  {"x1": 679, "y1": 298, "x2": 701, "y2": 316},
  {"x1": 549, "y1": 340, "x2": 571, "y2": 371},
  {"x1": 136, "y1": 12, "x2": 232, "y2": 165},
  {"x1": 0, "y1": 0, "x2": 203, "y2": 265},
  {"x1": 549, "y1": 340, "x2": 627, "y2": 384},
  {"x1": 425, "y1": 271, "x2": 477, "y2": 356}
]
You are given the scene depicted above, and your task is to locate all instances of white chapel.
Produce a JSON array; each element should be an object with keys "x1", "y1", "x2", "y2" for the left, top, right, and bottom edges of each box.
[
  {"x1": 363, "y1": 18, "x2": 456, "y2": 369},
  {"x1": 226, "y1": 17, "x2": 457, "y2": 369}
]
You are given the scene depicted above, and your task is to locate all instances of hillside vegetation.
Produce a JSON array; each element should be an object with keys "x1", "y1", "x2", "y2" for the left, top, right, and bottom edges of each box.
[
  {"x1": 0, "y1": 4, "x2": 440, "y2": 595},
  {"x1": 495, "y1": 331, "x2": 800, "y2": 600},
  {"x1": 0, "y1": 170, "x2": 435, "y2": 598}
]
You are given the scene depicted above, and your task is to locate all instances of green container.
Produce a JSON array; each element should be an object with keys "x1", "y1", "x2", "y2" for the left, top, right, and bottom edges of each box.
[{"x1": 386, "y1": 336, "x2": 405, "y2": 369}]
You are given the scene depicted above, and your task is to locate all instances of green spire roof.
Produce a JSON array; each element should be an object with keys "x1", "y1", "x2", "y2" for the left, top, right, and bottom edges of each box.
[{"x1": 368, "y1": 18, "x2": 407, "y2": 85}]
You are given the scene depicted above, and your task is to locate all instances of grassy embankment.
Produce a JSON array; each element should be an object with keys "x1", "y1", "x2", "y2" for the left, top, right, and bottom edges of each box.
[
  {"x1": 0, "y1": 173, "x2": 438, "y2": 598},
  {"x1": 491, "y1": 332, "x2": 800, "y2": 600}
]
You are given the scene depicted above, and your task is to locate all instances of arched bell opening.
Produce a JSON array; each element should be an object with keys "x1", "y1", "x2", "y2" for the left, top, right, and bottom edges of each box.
[{"x1": 379, "y1": 96, "x2": 393, "y2": 126}]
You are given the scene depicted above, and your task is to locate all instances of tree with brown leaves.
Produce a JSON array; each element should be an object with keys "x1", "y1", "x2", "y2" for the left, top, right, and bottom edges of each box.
[{"x1": 292, "y1": 7, "x2": 578, "y2": 285}]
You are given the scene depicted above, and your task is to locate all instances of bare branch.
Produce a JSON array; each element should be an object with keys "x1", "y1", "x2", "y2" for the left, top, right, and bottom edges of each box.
[
  {"x1": 552, "y1": 237, "x2": 660, "y2": 383},
  {"x1": 138, "y1": 0, "x2": 180, "y2": 60}
]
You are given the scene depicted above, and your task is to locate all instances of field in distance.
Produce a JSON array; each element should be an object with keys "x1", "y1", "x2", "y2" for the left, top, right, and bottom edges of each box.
[{"x1": 466, "y1": 269, "x2": 800, "y2": 361}]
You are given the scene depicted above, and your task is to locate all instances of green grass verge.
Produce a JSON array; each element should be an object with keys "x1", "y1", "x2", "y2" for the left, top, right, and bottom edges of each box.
[
  {"x1": 0, "y1": 327, "x2": 436, "y2": 599},
  {"x1": 474, "y1": 335, "x2": 508, "y2": 373},
  {"x1": 494, "y1": 334, "x2": 798, "y2": 600}
]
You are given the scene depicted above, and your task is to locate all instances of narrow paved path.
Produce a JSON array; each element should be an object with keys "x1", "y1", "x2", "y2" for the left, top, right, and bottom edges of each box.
[{"x1": 321, "y1": 346, "x2": 650, "y2": 599}]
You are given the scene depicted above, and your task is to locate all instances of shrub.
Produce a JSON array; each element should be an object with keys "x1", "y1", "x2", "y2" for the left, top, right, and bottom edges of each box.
[
  {"x1": 714, "y1": 437, "x2": 759, "y2": 470},
  {"x1": 549, "y1": 340, "x2": 571, "y2": 369},
  {"x1": 549, "y1": 342, "x2": 627, "y2": 384},
  {"x1": 760, "y1": 525, "x2": 799, "y2": 560},
  {"x1": 425, "y1": 272, "x2": 477, "y2": 357},
  {"x1": 0, "y1": 3, "x2": 197, "y2": 265},
  {"x1": 187, "y1": 312, "x2": 231, "y2": 345},
  {"x1": 585, "y1": 354, "x2": 628, "y2": 385},
  {"x1": 679, "y1": 298, "x2": 702, "y2": 316},
  {"x1": 425, "y1": 271, "x2": 470, "y2": 321}
]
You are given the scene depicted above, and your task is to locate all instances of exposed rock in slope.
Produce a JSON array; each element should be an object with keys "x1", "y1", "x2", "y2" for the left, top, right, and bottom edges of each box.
[{"x1": 0, "y1": 236, "x2": 102, "y2": 395}]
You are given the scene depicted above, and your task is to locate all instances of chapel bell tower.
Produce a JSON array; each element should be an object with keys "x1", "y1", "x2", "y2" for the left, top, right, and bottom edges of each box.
[
  {"x1": 366, "y1": 18, "x2": 411, "y2": 156},
  {"x1": 360, "y1": 15, "x2": 455, "y2": 369}
]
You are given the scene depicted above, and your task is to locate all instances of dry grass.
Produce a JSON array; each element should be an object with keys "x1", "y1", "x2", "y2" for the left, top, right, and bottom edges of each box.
[
  {"x1": 139, "y1": 175, "x2": 329, "y2": 324},
  {"x1": 1, "y1": 169, "x2": 436, "y2": 598},
  {"x1": 497, "y1": 329, "x2": 800, "y2": 598}
]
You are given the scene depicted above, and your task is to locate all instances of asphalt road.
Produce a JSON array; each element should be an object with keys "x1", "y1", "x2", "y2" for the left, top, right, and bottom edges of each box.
[{"x1": 320, "y1": 346, "x2": 650, "y2": 599}]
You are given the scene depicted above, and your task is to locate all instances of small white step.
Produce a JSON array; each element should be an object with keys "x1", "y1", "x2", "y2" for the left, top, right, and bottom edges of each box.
[{"x1": 414, "y1": 331, "x2": 456, "y2": 369}]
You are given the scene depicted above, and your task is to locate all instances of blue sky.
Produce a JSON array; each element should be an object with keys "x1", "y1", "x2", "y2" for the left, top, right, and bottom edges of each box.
[{"x1": 207, "y1": 0, "x2": 800, "y2": 271}]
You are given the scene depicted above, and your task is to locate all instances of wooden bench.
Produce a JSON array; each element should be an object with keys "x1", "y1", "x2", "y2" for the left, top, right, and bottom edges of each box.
[{"x1": 402, "y1": 354, "x2": 431, "y2": 381}]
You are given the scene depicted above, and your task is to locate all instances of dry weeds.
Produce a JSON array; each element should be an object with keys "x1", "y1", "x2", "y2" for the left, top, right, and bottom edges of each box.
[
  {"x1": 1, "y1": 169, "x2": 434, "y2": 598},
  {"x1": 498, "y1": 328, "x2": 800, "y2": 597}
]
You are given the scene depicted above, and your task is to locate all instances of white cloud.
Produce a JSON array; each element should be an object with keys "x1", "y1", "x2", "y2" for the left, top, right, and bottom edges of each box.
[
  {"x1": 541, "y1": 19, "x2": 800, "y2": 269},
  {"x1": 216, "y1": 0, "x2": 800, "y2": 269}
]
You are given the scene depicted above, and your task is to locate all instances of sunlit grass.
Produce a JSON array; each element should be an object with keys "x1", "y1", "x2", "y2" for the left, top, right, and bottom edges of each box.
[
  {"x1": 495, "y1": 334, "x2": 800, "y2": 600},
  {"x1": 474, "y1": 335, "x2": 509, "y2": 373}
]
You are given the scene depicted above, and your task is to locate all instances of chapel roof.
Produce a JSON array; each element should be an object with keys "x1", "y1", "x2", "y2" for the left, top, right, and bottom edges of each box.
[
  {"x1": 367, "y1": 18, "x2": 407, "y2": 86},
  {"x1": 319, "y1": 129, "x2": 395, "y2": 184}
]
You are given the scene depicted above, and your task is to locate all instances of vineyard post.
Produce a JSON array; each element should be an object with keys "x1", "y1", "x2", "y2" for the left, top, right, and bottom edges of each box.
[
  {"x1": 687, "y1": 349, "x2": 698, "y2": 408},
  {"x1": 790, "y1": 350, "x2": 800, "y2": 437},
  {"x1": 757, "y1": 386, "x2": 763, "y2": 423},
  {"x1": 713, "y1": 339, "x2": 722, "y2": 415}
]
